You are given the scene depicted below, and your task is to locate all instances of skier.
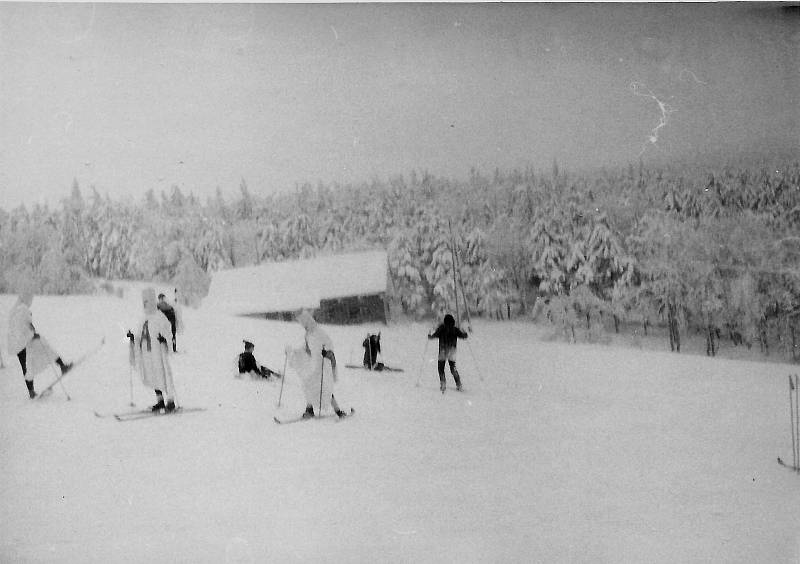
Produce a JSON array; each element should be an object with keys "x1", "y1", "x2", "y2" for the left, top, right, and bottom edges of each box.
[
  {"x1": 130, "y1": 288, "x2": 176, "y2": 412},
  {"x1": 427, "y1": 313, "x2": 468, "y2": 393},
  {"x1": 6, "y1": 290, "x2": 72, "y2": 398},
  {"x1": 285, "y1": 310, "x2": 347, "y2": 419},
  {"x1": 362, "y1": 333, "x2": 382, "y2": 370},
  {"x1": 157, "y1": 293, "x2": 178, "y2": 352},
  {"x1": 238, "y1": 340, "x2": 280, "y2": 380}
]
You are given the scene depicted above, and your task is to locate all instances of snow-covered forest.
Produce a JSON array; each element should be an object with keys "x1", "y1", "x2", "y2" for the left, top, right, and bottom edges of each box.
[{"x1": 2, "y1": 157, "x2": 799, "y2": 361}]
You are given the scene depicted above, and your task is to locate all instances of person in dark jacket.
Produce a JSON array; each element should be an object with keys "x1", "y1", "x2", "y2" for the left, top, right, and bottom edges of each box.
[
  {"x1": 157, "y1": 293, "x2": 177, "y2": 352},
  {"x1": 427, "y1": 313, "x2": 468, "y2": 393},
  {"x1": 238, "y1": 341, "x2": 280, "y2": 380}
]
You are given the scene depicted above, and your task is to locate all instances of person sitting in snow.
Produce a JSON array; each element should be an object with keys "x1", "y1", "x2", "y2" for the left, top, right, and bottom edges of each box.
[
  {"x1": 238, "y1": 340, "x2": 280, "y2": 380},
  {"x1": 285, "y1": 310, "x2": 347, "y2": 419},
  {"x1": 7, "y1": 290, "x2": 72, "y2": 399},
  {"x1": 427, "y1": 313, "x2": 468, "y2": 393},
  {"x1": 129, "y1": 288, "x2": 177, "y2": 412},
  {"x1": 157, "y1": 293, "x2": 178, "y2": 353}
]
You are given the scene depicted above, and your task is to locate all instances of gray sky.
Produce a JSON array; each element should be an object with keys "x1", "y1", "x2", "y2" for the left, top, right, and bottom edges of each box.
[{"x1": 1, "y1": 3, "x2": 797, "y2": 209}]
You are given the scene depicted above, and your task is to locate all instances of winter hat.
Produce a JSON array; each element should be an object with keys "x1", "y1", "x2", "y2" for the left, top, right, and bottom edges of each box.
[
  {"x1": 296, "y1": 309, "x2": 316, "y2": 330},
  {"x1": 243, "y1": 340, "x2": 254, "y2": 350},
  {"x1": 19, "y1": 289, "x2": 34, "y2": 307},
  {"x1": 444, "y1": 314, "x2": 455, "y2": 327},
  {"x1": 142, "y1": 287, "x2": 157, "y2": 313},
  {"x1": 158, "y1": 293, "x2": 166, "y2": 300}
]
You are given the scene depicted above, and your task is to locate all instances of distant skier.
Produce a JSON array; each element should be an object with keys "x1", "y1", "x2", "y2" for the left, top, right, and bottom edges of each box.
[
  {"x1": 7, "y1": 290, "x2": 72, "y2": 398},
  {"x1": 427, "y1": 313, "x2": 468, "y2": 393},
  {"x1": 362, "y1": 333, "x2": 382, "y2": 370},
  {"x1": 285, "y1": 310, "x2": 347, "y2": 419},
  {"x1": 130, "y1": 288, "x2": 176, "y2": 412},
  {"x1": 157, "y1": 293, "x2": 178, "y2": 352},
  {"x1": 238, "y1": 340, "x2": 280, "y2": 380}
]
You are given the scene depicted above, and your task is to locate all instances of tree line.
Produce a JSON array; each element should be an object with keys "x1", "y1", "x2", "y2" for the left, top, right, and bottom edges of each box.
[{"x1": 1, "y1": 156, "x2": 798, "y2": 360}]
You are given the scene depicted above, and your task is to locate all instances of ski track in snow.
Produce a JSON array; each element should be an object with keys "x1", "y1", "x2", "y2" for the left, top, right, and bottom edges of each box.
[{"x1": 0, "y1": 293, "x2": 798, "y2": 563}]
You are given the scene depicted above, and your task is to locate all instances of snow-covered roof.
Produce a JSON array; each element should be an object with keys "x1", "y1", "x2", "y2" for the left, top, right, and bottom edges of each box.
[{"x1": 205, "y1": 250, "x2": 387, "y2": 316}]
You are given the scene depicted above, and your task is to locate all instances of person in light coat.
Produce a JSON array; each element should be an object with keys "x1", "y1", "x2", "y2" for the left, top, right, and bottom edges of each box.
[
  {"x1": 130, "y1": 288, "x2": 176, "y2": 412},
  {"x1": 285, "y1": 310, "x2": 347, "y2": 419},
  {"x1": 7, "y1": 290, "x2": 71, "y2": 398}
]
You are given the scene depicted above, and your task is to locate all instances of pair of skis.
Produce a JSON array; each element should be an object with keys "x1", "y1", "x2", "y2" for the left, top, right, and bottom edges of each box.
[
  {"x1": 274, "y1": 407, "x2": 354, "y2": 425},
  {"x1": 95, "y1": 406, "x2": 206, "y2": 422},
  {"x1": 344, "y1": 364, "x2": 404, "y2": 373}
]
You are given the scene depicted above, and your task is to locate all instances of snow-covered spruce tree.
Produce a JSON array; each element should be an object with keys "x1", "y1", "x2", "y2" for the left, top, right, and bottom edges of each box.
[
  {"x1": 172, "y1": 254, "x2": 209, "y2": 307},
  {"x1": 487, "y1": 216, "x2": 536, "y2": 316},
  {"x1": 425, "y1": 230, "x2": 458, "y2": 319},
  {"x1": 387, "y1": 232, "x2": 427, "y2": 318}
]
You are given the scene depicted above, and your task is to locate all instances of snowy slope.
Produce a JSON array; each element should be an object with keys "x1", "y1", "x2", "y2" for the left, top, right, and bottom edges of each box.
[{"x1": 0, "y1": 293, "x2": 798, "y2": 563}]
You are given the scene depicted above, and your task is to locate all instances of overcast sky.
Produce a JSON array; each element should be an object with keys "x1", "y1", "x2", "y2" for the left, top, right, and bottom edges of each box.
[{"x1": 1, "y1": 3, "x2": 797, "y2": 209}]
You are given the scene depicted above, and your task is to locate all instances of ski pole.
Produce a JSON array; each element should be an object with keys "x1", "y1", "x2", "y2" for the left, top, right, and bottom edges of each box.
[
  {"x1": 465, "y1": 338, "x2": 484, "y2": 382},
  {"x1": 52, "y1": 365, "x2": 71, "y2": 400},
  {"x1": 161, "y1": 339, "x2": 178, "y2": 407},
  {"x1": 319, "y1": 347, "x2": 326, "y2": 415},
  {"x1": 277, "y1": 351, "x2": 287, "y2": 408},
  {"x1": 128, "y1": 334, "x2": 136, "y2": 407},
  {"x1": 415, "y1": 337, "x2": 430, "y2": 388}
]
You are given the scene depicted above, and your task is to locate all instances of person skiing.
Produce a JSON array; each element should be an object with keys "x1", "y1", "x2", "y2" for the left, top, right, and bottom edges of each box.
[
  {"x1": 238, "y1": 340, "x2": 280, "y2": 380},
  {"x1": 285, "y1": 310, "x2": 347, "y2": 419},
  {"x1": 130, "y1": 288, "x2": 176, "y2": 412},
  {"x1": 427, "y1": 313, "x2": 468, "y2": 393},
  {"x1": 7, "y1": 290, "x2": 72, "y2": 398},
  {"x1": 157, "y1": 293, "x2": 178, "y2": 352}
]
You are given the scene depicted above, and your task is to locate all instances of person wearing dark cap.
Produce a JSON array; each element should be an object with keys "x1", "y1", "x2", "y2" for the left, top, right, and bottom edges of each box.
[
  {"x1": 427, "y1": 313, "x2": 468, "y2": 393},
  {"x1": 238, "y1": 340, "x2": 280, "y2": 380},
  {"x1": 157, "y1": 293, "x2": 178, "y2": 352}
]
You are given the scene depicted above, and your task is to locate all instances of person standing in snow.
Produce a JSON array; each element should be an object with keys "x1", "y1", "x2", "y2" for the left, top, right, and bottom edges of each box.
[
  {"x1": 427, "y1": 313, "x2": 468, "y2": 393},
  {"x1": 130, "y1": 288, "x2": 176, "y2": 412},
  {"x1": 285, "y1": 310, "x2": 347, "y2": 419},
  {"x1": 6, "y1": 290, "x2": 72, "y2": 398},
  {"x1": 157, "y1": 293, "x2": 178, "y2": 352}
]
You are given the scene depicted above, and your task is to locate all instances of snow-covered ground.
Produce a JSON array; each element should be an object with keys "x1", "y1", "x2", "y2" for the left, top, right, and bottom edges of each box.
[{"x1": 1, "y1": 291, "x2": 798, "y2": 563}]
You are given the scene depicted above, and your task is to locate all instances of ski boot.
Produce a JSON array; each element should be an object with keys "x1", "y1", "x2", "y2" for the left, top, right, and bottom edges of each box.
[
  {"x1": 440, "y1": 382, "x2": 446, "y2": 394},
  {"x1": 25, "y1": 380, "x2": 36, "y2": 399},
  {"x1": 302, "y1": 405, "x2": 315, "y2": 419},
  {"x1": 335, "y1": 409, "x2": 348, "y2": 419},
  {"x1": 57, "y1": 358, "x2": 73, "y2": 376},
  {"x1": 164, "y1": 400, "x2": 176, "y2": 413},
  {"x1": 151, "y1": 399, "x2": 166, "y2": 412}
]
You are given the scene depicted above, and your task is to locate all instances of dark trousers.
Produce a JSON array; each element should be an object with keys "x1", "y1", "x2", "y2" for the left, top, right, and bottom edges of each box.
[
  {"x1": 17, "y1": 349, "x2": 27, "y2": 377},
  {"x1": 437, "y1": 360, "x2": 461, "y2": 387}
]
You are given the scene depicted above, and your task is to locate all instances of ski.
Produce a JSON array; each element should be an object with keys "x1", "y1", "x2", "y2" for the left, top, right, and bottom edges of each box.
[
  {"x1": 36, "y1": 338, "x2": 106, "y2": 399},
  {"x1": 273, "y1": 407, "x2": 354, "y2": 425},
  {"x1": 94, "y1": 408, "x2": 139, "y2": 419},
  {"x1": 344, "y1": 364, "x2": 405, "y2": 373},
  {"x1": 114, "y1": 406, "x2": 206, "y2": 422}
]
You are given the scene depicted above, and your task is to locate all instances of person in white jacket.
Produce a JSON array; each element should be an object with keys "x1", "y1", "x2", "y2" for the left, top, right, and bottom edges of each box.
[
  {"x1": 130, "y1": 288, "x2": 176, "y2": 412},
  {"x1": 7, "y1": 290, "x2": 72, "y2": 398},
  {"x1": 285, "y1": 310, "x2": 347, "y2": 419}
]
